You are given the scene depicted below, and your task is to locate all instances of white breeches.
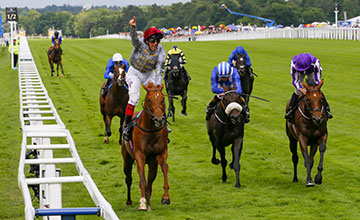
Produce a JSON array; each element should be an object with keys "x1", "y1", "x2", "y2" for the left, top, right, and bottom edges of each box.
[{"x1": 125, "y1": 66, "x2": 163, "y2": 106}]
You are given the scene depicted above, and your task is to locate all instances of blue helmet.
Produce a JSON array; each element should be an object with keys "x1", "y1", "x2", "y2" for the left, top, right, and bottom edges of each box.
[
  {"x1": 217, "y1": 61, "x2": 232, "y2": 77},
  {"x1": 173, "y1": 45, "x2": 178, "y2": 49}
]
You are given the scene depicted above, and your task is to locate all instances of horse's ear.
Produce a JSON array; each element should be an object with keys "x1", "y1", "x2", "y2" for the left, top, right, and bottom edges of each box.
[
  {"x1": 318, "y1": 79, "x2": 324, "y2": 89},
  {"x1": 302, "y1": 81, "x2": 308, "y2": 89},
  {"x1": 142, "y1": 83, "x2": 149, "y2": 92}
]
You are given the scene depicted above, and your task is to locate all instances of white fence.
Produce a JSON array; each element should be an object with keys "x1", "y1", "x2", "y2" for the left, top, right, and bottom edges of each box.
[
  {"x1": 93, "y1": 28, "x2": 360, "y2": 42},
  {"x1": 17, "y1": 36, "x2": 119, "y2": 220}
]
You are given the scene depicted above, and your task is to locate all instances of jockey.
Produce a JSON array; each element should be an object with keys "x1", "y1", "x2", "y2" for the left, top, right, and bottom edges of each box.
[
  {"x1": 123, "y1": 16, "x2": 167, "y2": 141},
  {"x1": 285, "y1": 53, "x2": 333, "y2": 121},
  {"x1": 101, "y1": 53, "x2": 130, "y2": 98},
  {"x1": 228, "y1": 46, "x2": 252, "y2": 71},
  {"x1": 164, "y1": 45, "x2": 191, "y2": 82},
  {"x1": 49, "y1": 31, "x2": 62, "y2": 54},
  {"x1": 205, "y1": 61, "x2": 250, "y2": 123}
]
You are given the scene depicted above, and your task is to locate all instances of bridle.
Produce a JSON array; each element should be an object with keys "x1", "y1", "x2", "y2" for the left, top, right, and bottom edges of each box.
[
  {"x1": 137, "y1": 88, "x2": 166, "y2": 132},
  {"x1": 298, "y1": 89, "x2": 324, "y2": 122},
  {"x1": 215, "y1": 90, "x2": 242, "y2": 125}
]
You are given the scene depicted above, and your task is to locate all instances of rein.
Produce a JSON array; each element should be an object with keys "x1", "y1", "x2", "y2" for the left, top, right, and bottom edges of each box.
[
  {"x1": 298, "y1": 90, "x2": 324, "y2": 121},
  {"x1": 136, "y1": 88, "x2": 166, "y2": 133}
]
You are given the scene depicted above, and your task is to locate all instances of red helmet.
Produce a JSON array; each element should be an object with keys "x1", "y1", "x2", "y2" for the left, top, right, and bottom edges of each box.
[{"x1": 144, "y1": 27, "x2": 163, "y2": 41}]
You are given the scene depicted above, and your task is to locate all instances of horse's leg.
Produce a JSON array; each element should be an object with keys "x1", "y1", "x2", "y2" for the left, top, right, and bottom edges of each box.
[
  {"x1": 210, "y1": 138, "x2": 220, "y2": 165},
  {"x1": 135, "y1": 152, "x2": 147, "y2": 211},
  {"x1": 232, "y1": 137, "x2": 244, "y2": 188},
  {"x1": 119, "y1": 116, "x2": 124, "y2": 144},
  {"x1": 50, "y1": 62, "x2": 54, "y2": 76},
  {"x1": 56, "y1": 63, "x2": 60, "y2": 77},
  {"x1": 315, "y1": 137, "x2": 327, "y2": 184},
  {"x1": 60, "y1": 61, "x2": 64, "y2": 77},
  {"x1": 168, "y1": 92, "x2": 175, "y2": 122},
  {"x1": 181, "y1": 89, "x2": 188, "y2": 116},
  {"x1": 121, "y1": 145, "x2": 134, "y2": 205},
  {"x1": 157, "y1": 151, "x2": 170, "y2": 205},
  {"x1": 103, "y1": 115, "x2": 112, "y2": 144},
  {"x1": 289, "y1": 136, "x2": 299, "y2": 182},
  {"x1": 145, "y1": 158, "x2": 159, "y2": 211},
  {"x1": 217, "y1": 145, "x2": 228, "y2": 182},
  {"x1": 298, "y1": 135, "x2": 314, "y2": 187}
]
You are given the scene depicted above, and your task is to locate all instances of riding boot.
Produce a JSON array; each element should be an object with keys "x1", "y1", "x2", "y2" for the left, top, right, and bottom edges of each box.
[
  {"x1": 285, "y1": 93, "x2": 299, "y2": 120},
  {"x1": 322, "y1": 93, "x2": 333, "y2": 119},
  {"x1": 244, "y1": 103, "x2": 250, "y2": 123},
  {"x1": 123, "y1": 114, "x2": 133, "y2": 142},
  {"x1": 206, "y1": 96, "x2": 220, "y2": 121},
  {"x1": 101, "y1": 79, "x2": 111, "y2": 98}
]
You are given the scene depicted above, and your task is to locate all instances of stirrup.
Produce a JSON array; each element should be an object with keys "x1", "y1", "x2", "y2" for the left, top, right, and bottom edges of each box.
[
  {"x1": 123, "y1": 125, "x2": 131, "y2": 141},
  {"x1": 327, "y1": 111, "x2": 333, "y2": 119}
]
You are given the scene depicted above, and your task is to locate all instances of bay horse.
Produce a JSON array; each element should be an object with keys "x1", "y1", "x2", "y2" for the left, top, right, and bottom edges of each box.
[
  {"x1": 121, "y1": 82, "x2": 170, "y2": 211},
  {"x1": 286, "y1": 80, "x2": 328, "y2": 187},
  {"x1": 235, "y1": 53, "x2": 254, "y2": 105},
  {"x1": 47, "y1": 39, "x2": 64, "y2": 77},
  {"x1": 206, "y1": 86, "x2": 245, "y2": 188},
  {"x1": 100, "y1": 63, "x2": 128, "y2": 144},
  {"x1": 164, "y1": 54, "x2": 189, "y2": 122}
]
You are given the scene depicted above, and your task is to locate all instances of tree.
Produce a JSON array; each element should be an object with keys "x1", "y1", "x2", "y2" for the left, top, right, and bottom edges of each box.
[{"x1": 300, "y1": 7, "x2": 326, "y2": 24}]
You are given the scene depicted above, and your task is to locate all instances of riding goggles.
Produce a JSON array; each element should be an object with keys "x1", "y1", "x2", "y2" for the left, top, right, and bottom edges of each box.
[{"x1": 148, "y1": 37, "x2": 160, "y2": 44}]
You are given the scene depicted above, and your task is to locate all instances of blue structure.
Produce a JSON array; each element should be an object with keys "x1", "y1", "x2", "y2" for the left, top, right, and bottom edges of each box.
[
  {"x1": 0, "y1": 8, "x2": 4, "y2": 37},
  {"x1": 220, "y1": 4, "x2": 275, "y2": 27}
]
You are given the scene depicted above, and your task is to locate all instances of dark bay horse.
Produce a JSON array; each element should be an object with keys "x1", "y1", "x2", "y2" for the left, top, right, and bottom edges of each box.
[
  {"x1": 164, "y1": 54, "x2": 189, "y2": 122},
  {"x1": 206, "y1": 87, "x2": 245, "y2": 188},
  {"x1": 121, "y1": 82, "x2": 170, "y2": 211},
  {"x1": 100, "y1": 64, "x2": 128, "y2": 144},
  {"x1": 235, "y1": 53, "x2": 254, "y2": 105},
  {"x1": 286, "y1": 80, "x2": 328, "y2": 187},
  {"x1": 47, "y1": 39, "x2": 64, "y2": 77}
]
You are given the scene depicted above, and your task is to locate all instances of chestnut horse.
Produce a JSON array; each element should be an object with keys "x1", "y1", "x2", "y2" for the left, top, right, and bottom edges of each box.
[
  {"x1": 121, "y1": 82, "x2": 169, "y2": 211},
  {"x1": 47, "y1": 39, "x2": 64, "y2": 77},
  {"x1": 206, "y1": 86, "x2": 245, "y2": 188},
  {"x1": 100, "y1": 63, "x2": 128, "y2": 144},
  {"x1": 234, "y1": 53, "x2": 254, "y2": 105},
  {"x1": 286, "y1": 80, "x2": 328, "y2": 187}
]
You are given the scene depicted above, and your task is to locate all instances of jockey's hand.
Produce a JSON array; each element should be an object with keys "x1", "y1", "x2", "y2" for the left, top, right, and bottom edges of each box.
[
  {"x1": 232, "y1": 61, "x2": 236, "y2": 66},
  {"x1": 300, "y1": 88, "x2": 307, "y2": 94},
  {"x1": 109, "y1": 72, "x2": 114, "y2": 79},
  {"x1": 129, "y1": 16, "x2": 136, "y2": 27},
  {"x1": 218, "y1": 92, "x2": 225, "y2": 98}
]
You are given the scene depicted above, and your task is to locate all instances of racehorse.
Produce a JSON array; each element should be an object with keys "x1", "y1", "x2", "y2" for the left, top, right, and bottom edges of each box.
[
  {"x1": 286, "y1": 80, "x2": 328, "y2": 187},
  {"x1": 121, "y1": 82, "x2": 170, "y2": 211},
  {"x1": 234, "y1": 53, "x2": 254, "y2": 105},
  {"x1": 47, "y1": 38, "x2": 64, "y2": 77},
  {"x1": 164, "y1": 54, "x2": 189, "y2": 122},
  {"x1": 206, "y1": 85, "x2": 245, "y2": 188},
  {"x1": 100, "y1": 63, "x2": 128, "y2": 144}
]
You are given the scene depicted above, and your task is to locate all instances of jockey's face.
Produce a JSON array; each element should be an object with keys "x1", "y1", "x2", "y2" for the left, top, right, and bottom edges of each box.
[
  {"x1": 147, "y1": 37, "x2": 160, "y2": 52},
  {"x1": 219, "y1": 76, "x2": 229, "y2": 82},
  {"x1": 114, "y1": 61, "x2": 122, "y2": 66}
]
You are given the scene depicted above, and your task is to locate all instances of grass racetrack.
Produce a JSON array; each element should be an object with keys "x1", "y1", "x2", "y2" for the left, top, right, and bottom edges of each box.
[{"x1": 1, "y1": 38, "x2": 360, "y2": 219}]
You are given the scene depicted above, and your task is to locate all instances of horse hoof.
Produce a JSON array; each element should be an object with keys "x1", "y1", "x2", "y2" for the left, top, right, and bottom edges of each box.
[
  {"x1": 104, "y1": 137, "x2": 109, "y2": 144},
  {"x1": 137, "y1": 207, "x2": 147, "y2": 211},
  {"x1": 181, "y1": 110, "x2": 187, "y2": 116},
  {"x1": 315, "y1": 175, "x2": 322, "y2": 184},
  {"x1": 161, "y1": 198, "x2": 170, "y2": 205},
  {"x1": 138, "y1": 197, "x2": 147, "y2": 211},
  {"x1": 222, "y1": 175, "x2": 227, "y2": 182},
  {"x1": 235, "y1": 182, "x2": 241, "y2": 188},
  {"x1": 292, "y1": 178, "x2": 298, "y2": 182},
  {"x1": 211, "y1": 158, "x2": 220, "y2": 165},
  {"x1": 229, "y1": 162, "x2": 233, "y2": 169},
  {"x1": 306, "y1": 181, "x2": 315, "y2": 187},
  {"x1": 126, "y1": 200, "x2": 132, "y2": 206}
]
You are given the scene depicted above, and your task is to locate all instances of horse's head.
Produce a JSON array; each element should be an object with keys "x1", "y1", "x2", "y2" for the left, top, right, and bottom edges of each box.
[
  {"x1": 54, "y1": 39, "x2": 60, "y2": 49},
  {"x1": 169, "y1": 54, "x2": 181, "y2": 77},
  {"x1": 143, "y1": 82, "x2": 166, "y2": 128},
  {"x1": 113, "y1": 63, "x2": 126, "y2": 86},
  {"x1": 302, "y1": 80, "x2": 325, "y2": 126},
  {"x1": 221, "y1": 87, "x2": 243, "y2": 124},
  {"x1": 235, "y1": 53, "x2": 247, "y2": 76}
]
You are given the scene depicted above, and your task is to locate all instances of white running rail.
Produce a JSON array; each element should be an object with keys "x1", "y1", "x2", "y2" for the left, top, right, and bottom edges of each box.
[{"x1": 17, "y1": 36, "x2": 119, "y2": 220}]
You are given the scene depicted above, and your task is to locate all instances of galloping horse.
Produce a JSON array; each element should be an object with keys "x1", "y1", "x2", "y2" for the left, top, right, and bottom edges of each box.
[
  {"x1": 48, "y1": 39, "x2": 64, "y2": 77},
  {"x1": 286, "y1": 80, "x2": 328, "y2": 187},
  {"x1": 121, "y1": 82, "x2": 170, "y2": 211},
  {"x1": 206, "y1": 85, "x2": 245, "y2": 188},
  {"x1": 235, "y1": 53, "x2": 254, "y2": 105},
  {"x1": 100, "y1": 63, "x2": 128, "y2": 144},
  {"x1": 164, "y1": 54, "x2": 189, "y2": 122}
]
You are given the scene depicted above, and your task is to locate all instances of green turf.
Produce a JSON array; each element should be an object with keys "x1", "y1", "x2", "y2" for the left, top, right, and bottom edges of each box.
[{"x1": 1, "y1": 38, "x2": 360, "y2": 219}]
